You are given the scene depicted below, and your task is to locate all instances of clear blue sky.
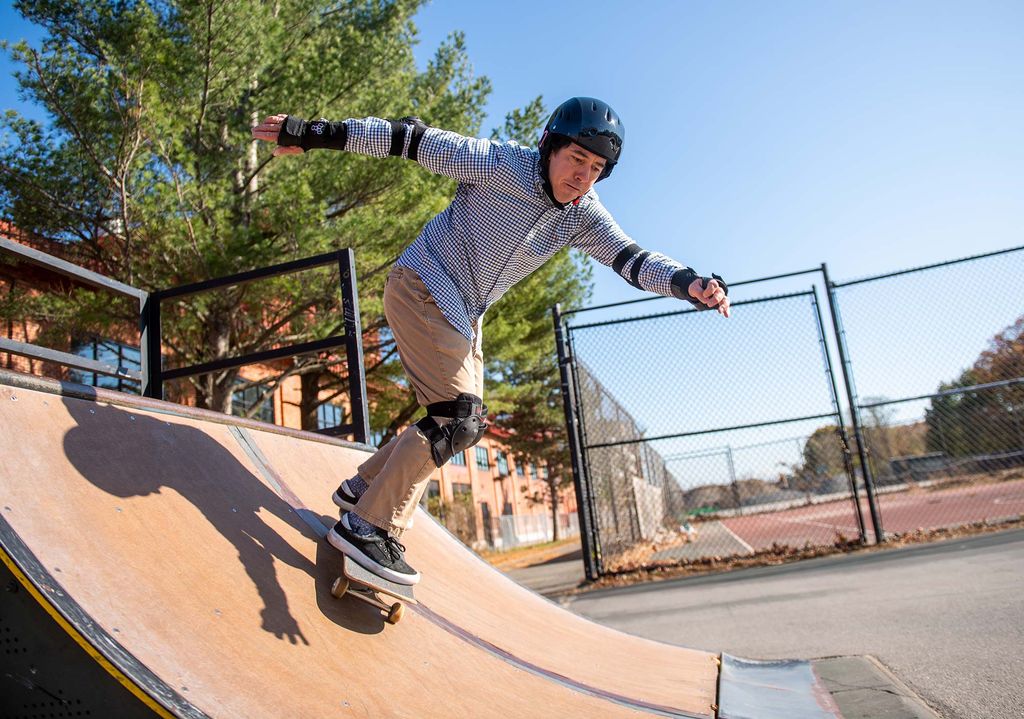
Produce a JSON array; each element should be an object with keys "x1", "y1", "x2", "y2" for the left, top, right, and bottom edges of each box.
[
  {"x1": 3, "y1": 1, "x2": 1021, "y2": 296},
  {"x1": 3, "y1": 1, "x2": 1022, "y2": 482},
  {"x1": 409, "y1": 0, "x2": 1023, "y2": 303}
]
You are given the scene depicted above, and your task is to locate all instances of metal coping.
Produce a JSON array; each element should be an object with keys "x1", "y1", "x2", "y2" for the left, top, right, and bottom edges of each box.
[{"x1": 717, "y1": 653, "x2": 842, "y2": 719}]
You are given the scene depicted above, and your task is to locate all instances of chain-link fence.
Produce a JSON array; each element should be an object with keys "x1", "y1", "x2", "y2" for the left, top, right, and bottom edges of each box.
[
  {"x1": 831, "y1": 246, "x2": 1024, "y2": 537},
  {"x1": 562, "y1": 287, "x2": 864, "y2": 575},
  {"x1": 557, "y1": 245, "x2": 1024, "y2": 579}
]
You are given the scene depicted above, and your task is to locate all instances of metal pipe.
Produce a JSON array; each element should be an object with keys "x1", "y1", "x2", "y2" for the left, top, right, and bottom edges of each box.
[
  {"x1": 160, "y1": 336, "x2": 347, "y2": 382},
  {"x1": 553, "y1": 304, "x2": 599, "y2": 581},
  {"x1": 0, "y1": 337, "x2": 140, "y2": 381},
  {"x1": 811, "y1": 282, "x2": 867, "y2": 542},
  {"x1": 157, "y1": 249, "x2": 347, "y2": 300},
  {"x1": 568, "y1": 290, "x2": 814, "y2": 332},
  {"x1": 560, "y1": 266, "x2": 822, "y2": 317},
  {"x1": 339, "y1": 249, "x2": 369, "y2": 445},
  {"x1": 831, "y1": 244, "x2": 1024, "y2": 289},
  {"x1": 0, "y1": 237, "x2": 145, "y2": 300},
  {"x1": 822, "y1": 263, "x2": 884, "y2": 543}
]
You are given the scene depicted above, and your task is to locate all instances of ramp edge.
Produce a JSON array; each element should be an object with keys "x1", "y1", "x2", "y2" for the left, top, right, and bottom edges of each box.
[
  {"x1": 0, "y1": 368, "x2": 373, "y2": 452},
  {"x1": 0, "y1": 512, "x2": 209, "y2": 719}
]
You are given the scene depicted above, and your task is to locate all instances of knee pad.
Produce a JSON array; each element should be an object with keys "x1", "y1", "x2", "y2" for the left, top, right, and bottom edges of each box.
[{"x1": 415, "y1": 393, "x2": 488, "y2": 467}]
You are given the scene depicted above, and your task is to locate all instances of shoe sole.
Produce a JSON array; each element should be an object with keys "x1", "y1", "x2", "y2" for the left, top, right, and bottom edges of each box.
[
  {"x1": 326, "y1": 528, "x2": 420, "y2": 586},
  {"x1": 332, "y1": 491, "x2": 356, "y2": 512}
]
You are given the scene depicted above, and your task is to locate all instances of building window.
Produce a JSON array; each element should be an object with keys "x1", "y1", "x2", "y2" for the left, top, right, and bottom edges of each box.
[
  {"x1": 452, "y1": 482, "x2": 472, "y2": 498},
  {"x1": 496, "y1": 450, "x2": 509, "y2": 476},
  {"x1": 475, "y1": 446, "x2": 490, "y2": 469},
  {"x1": 516, "y1": 461, "x2": 525, "y2": 477},
  {"x1": 317, "y1": 403, "x2": 343, "y2": 430},
  {"x1": 69, "y1": 338, "x2": 141, "y2": 394},
  {"x1": 232, "y1": 380, "x2": 274, "y2": 423},
  {"x1": 530, "y1": 462, "x2": 538, "y2": 480},
  {"x1": 450, "y1": 450, "x2": 466, "y2": 466},
  {"x1": 541, "y1": 465, "x2": 549, "y2": 480}
]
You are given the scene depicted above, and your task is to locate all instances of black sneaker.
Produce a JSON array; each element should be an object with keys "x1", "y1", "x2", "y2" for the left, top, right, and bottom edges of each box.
[
  {"x1": 327, "y1": 514, "x2": 420, "y2": 586},
  {"x1": 331, "y1": 479, "x2": 360, "y2": 512}
]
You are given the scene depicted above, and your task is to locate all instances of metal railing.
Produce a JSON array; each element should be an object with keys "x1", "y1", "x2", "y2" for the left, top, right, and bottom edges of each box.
[{"x1": 1, "y1": 237, "x2": 369, "y2": 443}]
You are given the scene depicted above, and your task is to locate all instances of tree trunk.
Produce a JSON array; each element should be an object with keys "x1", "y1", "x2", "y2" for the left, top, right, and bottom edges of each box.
[
  {"x1": 299, "y1": 371, "x2": 323, "y2": 431},
  {"x1": 194, "y1": 309, "x2": 235, "y2": 414}
]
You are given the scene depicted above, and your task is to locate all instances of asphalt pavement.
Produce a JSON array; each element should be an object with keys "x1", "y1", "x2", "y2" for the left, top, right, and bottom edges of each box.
[{"x1": 549, "y1": 529, "x2": 1024, "y2": 719}]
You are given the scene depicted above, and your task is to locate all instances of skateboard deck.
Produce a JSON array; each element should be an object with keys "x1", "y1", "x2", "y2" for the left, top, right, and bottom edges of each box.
[{"x1": 331, "y1": 554, "x2": 417, "y2": 625}]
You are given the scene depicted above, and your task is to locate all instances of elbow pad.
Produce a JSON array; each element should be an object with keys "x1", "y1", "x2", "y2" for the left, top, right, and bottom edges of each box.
[
  {"x1": 276, "y1": 116, "x2": 348, "y2": 151},
  {"x1": 387, "y1": 116, "x2": 430, "y2": 161},
  {"x1": 611, "y1": 243, "x2": 651, "y2": 289}
]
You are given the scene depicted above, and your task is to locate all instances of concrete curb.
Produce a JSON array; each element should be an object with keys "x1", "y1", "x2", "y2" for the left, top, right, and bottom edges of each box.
[{"x1": 812, "y1": 656, "x2": 940, "y2": 719}]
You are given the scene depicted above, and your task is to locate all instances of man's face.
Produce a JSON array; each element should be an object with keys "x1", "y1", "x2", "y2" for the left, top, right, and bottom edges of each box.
[{"x1": 547, "y1": 142, "x2": 608, "y2": 204}]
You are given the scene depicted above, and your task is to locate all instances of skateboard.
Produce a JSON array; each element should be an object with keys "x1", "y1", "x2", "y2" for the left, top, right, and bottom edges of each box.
[{"x1": 330, "y1": 554, "x2": 417, "y2": 625}]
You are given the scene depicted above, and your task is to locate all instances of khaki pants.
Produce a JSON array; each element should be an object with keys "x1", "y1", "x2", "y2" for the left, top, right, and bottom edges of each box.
[{"x1": 354, "y1": 266, "x2": 483, "y2": 536}]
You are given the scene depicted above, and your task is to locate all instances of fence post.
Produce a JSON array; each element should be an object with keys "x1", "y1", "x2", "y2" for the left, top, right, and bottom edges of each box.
[
  {"x1": 553, "y1": 304, "x2": 600, "y2": 580},
  {"x1": 140, "y1": 291, "x2": 163, "y2": 400},
  {"x1": 566, "y1": 327, "x2": 603, "y2": 568},
  {"x1": 811, "y1": 284, "x2": 867, "y2": 543},
  {"x1": 821, "y1": 264, "x2": 885, "y2": 542},
  {"x1": 339, "y1": 249, "x2": 369, "y2": 445}
]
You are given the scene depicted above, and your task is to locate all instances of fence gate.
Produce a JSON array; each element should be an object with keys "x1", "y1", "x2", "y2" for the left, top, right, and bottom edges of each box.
[{"x1": 555, "y1": 279, "x2": 864, "y2": 580}]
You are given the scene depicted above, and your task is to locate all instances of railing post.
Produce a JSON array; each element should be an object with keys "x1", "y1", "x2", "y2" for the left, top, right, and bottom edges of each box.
[
  {"x1": 821, "y1": 264, "x2": 884, "y2": 543},
  {"x1": 140, "y1": 291, "x2": 163, "y2": 399},
  {"x1": 339, "y1": 249, "x2": 369, "y2": 445},
  {"x1": 553, "y1": 304, "x2": 600, "y2": 581}
]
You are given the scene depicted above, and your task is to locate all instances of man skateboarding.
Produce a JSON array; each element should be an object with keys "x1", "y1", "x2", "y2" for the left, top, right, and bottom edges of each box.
[{"x1": 252, "y1": 97, "x2": 730, "y2": 586}]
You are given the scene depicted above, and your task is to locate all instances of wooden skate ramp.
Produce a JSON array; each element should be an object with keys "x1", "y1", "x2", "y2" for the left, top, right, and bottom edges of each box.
[
  {"x1": 0, "y1": 370, "x2": 841, "y2": 718},
  {"x1": 0, "y1": 372, "x2": 718, "y2": 718}
]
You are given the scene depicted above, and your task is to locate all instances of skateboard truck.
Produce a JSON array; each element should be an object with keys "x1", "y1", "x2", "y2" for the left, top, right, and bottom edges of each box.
[{"x1": 331, "y1": 555, "x2": 417, "y2": 625}]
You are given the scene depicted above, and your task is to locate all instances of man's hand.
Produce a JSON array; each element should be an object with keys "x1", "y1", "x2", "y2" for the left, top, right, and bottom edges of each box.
[
  {"x1": 251, "y1": 114, "x2": 304, "y2": 156},
  {"x1": 688, "y1": 276, "x2": 731, "y2": 318}
]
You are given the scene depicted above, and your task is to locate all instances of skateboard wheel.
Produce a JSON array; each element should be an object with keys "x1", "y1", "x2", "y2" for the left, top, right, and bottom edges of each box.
[
  {"x1": 331, "y1": 577, "x2": 349, "y2": 599},
  {"x1": 386, "y1": 602, "x2": 404, "y2": 624}
]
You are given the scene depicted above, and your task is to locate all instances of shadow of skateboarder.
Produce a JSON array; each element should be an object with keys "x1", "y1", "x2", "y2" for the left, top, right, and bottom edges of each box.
[{"x1": 60, "y1": 392, "x2": 316, "y2": 645}]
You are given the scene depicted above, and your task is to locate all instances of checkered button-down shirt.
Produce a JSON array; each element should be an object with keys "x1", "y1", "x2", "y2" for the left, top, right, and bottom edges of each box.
[{"x1": 342, "y1": 116, "x2": 690, "y2": 341}]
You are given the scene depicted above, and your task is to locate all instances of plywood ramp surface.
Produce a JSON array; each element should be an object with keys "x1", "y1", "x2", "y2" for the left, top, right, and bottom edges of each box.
[{"x1": 0, "y1": 375, "x2": 718, "y2": 718}]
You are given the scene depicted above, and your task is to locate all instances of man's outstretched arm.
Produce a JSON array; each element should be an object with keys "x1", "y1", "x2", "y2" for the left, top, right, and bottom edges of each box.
[
  {"x1": 251, "y1": 113, "x2": 502, "y2": 185},
  {"x1": 571, "y1": 202, "x2": 730, "y2": 317}
]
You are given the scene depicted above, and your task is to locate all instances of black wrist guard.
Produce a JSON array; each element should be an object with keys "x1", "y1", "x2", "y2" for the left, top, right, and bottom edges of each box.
[
  {"x1": 671, "y1": 269, "x2": 728, "y2": 309},
  {"x1": 276, "y1": 116, "x2": 348, "y2": 151}
]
